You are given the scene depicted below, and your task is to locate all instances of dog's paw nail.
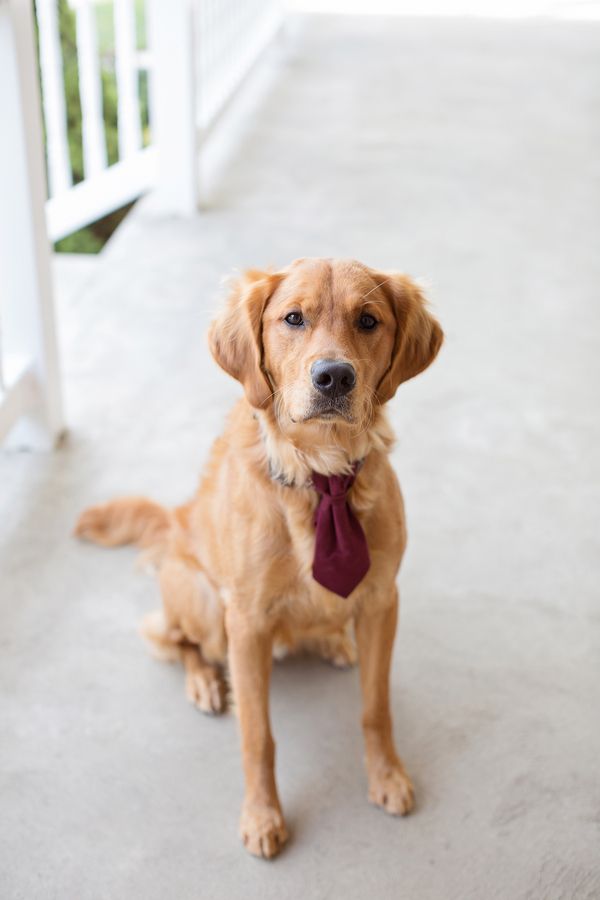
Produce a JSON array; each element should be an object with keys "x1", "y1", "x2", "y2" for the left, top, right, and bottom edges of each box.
[
  {"x1": 185, "y1": 669, "x2": 226, "y2": 715},
  {"x1": 209, "y1": 680, "x2": 225, "y2": 713},
  {"x1": 240, "y1": 806, "x2": 288, "y2": 859},
  {"x1": 369, "y1": 765, "x2": 414, "y2": 817}
]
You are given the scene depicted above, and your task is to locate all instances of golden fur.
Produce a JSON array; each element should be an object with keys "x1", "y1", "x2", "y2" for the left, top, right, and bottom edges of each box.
[{"x1": 76, "y1": 257, "x2": 443, "y2": 859}]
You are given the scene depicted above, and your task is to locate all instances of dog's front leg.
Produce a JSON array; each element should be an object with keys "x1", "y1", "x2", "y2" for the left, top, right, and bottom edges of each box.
[
  {"x1": 226, "y1": 604, "x2": 288, "y2": 859},
  {"x1": 355, "y1": 589, "x2": 415, "y2": 816}
]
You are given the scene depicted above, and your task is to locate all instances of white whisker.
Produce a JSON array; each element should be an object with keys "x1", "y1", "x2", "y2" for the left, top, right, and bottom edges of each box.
[{"x1": 360, "y1": 278, "x2": 391, "y2": 301}]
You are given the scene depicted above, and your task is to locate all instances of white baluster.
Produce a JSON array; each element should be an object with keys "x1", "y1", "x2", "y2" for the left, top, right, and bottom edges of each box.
[
  {"x1": 35, "y1": 0, "x2": 72, "y2": 196},
  {"x1": 74, "y1": 0, "x2": 108, "y2": 177},
  {"x1": 113, "y1": 0, "x2": 142, "y2": 159},
  {"x1": 147, "y1": 0, "x2": 199, "y2": 212}
]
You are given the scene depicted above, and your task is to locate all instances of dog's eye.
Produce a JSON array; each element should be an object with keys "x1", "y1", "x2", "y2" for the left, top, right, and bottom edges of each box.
[
  {"x1": 284, "y1": 312, "x2": 304, "y2": 327},
  {"x1": 358, "y1": 314, "x2": 378, "y2": 331}
]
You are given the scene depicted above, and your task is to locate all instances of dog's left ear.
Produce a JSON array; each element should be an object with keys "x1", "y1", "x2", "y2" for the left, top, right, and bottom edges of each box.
[
  {"x1": 376, "y1": 274, "x2": 444, "y2": 404},
  {"x1": 208, "y1": 269, "x2": 284, "y2": 408}
]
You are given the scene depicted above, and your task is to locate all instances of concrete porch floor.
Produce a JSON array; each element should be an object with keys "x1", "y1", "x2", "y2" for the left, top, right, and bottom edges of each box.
[{"x1": 2, "y1": 14, "x2": 600, "y2": 899}]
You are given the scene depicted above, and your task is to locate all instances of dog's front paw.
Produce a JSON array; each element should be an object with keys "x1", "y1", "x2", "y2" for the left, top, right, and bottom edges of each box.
[
  {"x1": 240, "y1": 803, "x2": 288, "y2": 859},
  {"x1": 368, "y1": 763, "x2": 415, "y2": 816}
]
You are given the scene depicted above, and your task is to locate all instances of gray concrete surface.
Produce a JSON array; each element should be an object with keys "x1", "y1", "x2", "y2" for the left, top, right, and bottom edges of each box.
[{"x1": 2, "y1": 14, "x2": 600, "y2": 900}]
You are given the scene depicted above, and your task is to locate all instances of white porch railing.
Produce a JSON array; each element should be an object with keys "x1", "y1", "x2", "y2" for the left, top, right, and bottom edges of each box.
[
  {"x1": 0, "y1": 0, "x2": 282, "y2": 448},
  {"x1": 39, "y1": 0, "x2": 155, "y2": 242},
  {"x1": 0, "y1": 0, "x2": 64, "y2": 449},
  {"x1": 149, "y1": 0, "x2": 281, "y2": 213}
]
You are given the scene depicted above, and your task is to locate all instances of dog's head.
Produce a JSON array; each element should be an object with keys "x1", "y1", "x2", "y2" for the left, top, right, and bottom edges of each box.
[{"x1": 209, "y1": 258, "x2": 443, "y2": 431}]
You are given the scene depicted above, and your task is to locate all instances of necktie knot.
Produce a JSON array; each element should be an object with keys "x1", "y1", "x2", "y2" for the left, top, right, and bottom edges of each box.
[{"x1": 327, "y1": 493, "x2": 347, "y2": 505}]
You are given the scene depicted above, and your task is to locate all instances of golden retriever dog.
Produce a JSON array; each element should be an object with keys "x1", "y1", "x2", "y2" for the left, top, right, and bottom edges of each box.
[{"x1": 76, "y1": 257, "x2": 443, "y2": 859}]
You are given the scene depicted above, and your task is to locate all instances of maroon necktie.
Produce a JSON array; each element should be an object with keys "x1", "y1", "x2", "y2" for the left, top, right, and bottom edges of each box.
[{"x1": 311, "y1": 465, "x2": 370, "y2": 598}]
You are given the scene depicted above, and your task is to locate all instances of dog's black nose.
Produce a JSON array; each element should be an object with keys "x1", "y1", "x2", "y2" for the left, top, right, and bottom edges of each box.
[{"x1": 311, "y1": 359, "x2": 356, "y2": 397}]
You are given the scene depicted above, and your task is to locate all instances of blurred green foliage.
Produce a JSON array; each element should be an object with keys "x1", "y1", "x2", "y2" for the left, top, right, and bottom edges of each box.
[{"x1": 42, "y1": 0, "x2": 148, "y2": 253}]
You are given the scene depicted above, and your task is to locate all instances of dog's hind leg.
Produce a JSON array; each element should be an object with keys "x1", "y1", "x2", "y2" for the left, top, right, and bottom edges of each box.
[
  {"x1": 141, "y1": 607, "x2": 227, "y2": 714},
  {"x1": 299, "y1": 623, "x2": 358, "y2": 669},
  {"x1": 151, "y1": 555, "x2": 228, "y2": 713},
  {"x1": 140, "y1": 608, "x2": 184, "y2": 662},
  {"x1": 141, "y1": 611, "x2": 227, "y2": 714},
  {"x1": 181, "y1": 644, "x2": 227, "y2": 715}
]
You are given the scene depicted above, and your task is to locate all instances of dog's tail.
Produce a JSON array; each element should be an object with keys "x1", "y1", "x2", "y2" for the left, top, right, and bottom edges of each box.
[{"x1": 74, "y1": 497, "x2": 171, "y2": 551}]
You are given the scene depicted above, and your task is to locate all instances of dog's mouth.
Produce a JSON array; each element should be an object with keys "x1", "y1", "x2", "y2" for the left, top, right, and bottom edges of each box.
[{"x1": 301, "y1": 396, "x2": 354, "y2": 424}]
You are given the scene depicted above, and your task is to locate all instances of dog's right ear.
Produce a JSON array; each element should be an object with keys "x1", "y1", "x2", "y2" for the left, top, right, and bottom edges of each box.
[{"x1": 208, "y1": 270, "x2": 284, "y2": 409}]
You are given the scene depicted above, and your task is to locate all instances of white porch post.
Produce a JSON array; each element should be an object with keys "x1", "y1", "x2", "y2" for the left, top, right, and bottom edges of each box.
[
  {"x1": 0, "y1": 0, "x2": 64, "y2": 448},
  {"x1": 147, "y1": 0, "x2": 199, "y2": 214}
]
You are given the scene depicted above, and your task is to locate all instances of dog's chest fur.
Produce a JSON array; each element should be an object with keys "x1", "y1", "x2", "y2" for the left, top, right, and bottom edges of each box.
[{"x1": 188, "y1": 402, "x2": 405, "y2": 638}]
